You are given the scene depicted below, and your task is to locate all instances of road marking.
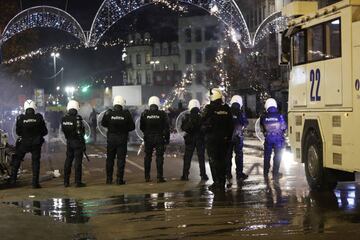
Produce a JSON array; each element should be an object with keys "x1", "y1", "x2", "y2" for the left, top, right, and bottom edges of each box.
[{"x1": 127, "y1": 159, "x2": 144, "y2": 171}]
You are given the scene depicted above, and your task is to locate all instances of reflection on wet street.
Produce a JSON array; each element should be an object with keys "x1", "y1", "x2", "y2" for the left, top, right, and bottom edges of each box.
[{"x1": 4, "y1": 174, "x2": 360, "y2": 239}]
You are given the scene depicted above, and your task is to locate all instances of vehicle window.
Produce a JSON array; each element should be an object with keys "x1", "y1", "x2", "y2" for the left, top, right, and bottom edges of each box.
[
  {"x1": 307, "y1": 24, "x2": 324, "y2": 62},
  {"x1": 325, "y1": 19, "x2": 341, "y2": 58},
  {"x1": 293, "y1": 31, "x2": 306, "y2": 65}
]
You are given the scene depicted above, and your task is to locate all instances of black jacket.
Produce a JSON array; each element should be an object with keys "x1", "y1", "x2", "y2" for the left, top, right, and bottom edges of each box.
[
  {"x1": 16, "y1": 112, "x2": 48, "y2": 140},
  {"x1": 140, "y1": 106, "x2": 170, "y2": 141},
  {"x1": 101, "y1": 107, "x2": 135, "y2": 136},
  {"x1": 61, "y1": 110, "x2": 85, "y2": 141},
  {"x1": 181, "y1": 108, "x2": 204, "y2": 138},
  {"x1": 201, "y1": 100, "x2": 234, "y2": 140}
]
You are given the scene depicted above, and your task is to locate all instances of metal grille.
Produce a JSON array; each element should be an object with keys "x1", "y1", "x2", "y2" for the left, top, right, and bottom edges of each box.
[
  {"x1": 332, "y1": 116, "x2": 341, "y2": 127},
  {"x1": 332, "y1": 134, "x2": 342, "y2": 146},
  {"x1": 333, "y1": 153, "x2": 342, "y2": 165},
  {"x1": 295, "y1": 116, "x2": 302, "y2": 126}
]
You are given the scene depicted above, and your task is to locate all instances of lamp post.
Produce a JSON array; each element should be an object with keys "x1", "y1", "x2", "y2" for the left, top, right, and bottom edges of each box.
[
  {"x1": 150, "y1": 60, "x2": 160, "y2": 70},
  {"x1": 51, "y1": 52, "x2": 60, "y2": 80}
]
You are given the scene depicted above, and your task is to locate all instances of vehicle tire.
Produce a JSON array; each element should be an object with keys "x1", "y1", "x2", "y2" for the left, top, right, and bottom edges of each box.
[{"x1": 304, "y1": 130, "x2": 337, "y2": 191}]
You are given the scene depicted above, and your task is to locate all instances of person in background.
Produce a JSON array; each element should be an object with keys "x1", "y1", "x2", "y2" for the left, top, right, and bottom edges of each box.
[
  {"x1": 140, "y1": 96, "x2": 170, "y2": 183},
  {"x1": 180, "y1": 99, "x2": 208, "y2": 181},
  {"x1": 226, "y1": 95, "x2": 249, "y2": 183},
  {"x1": 61, "y1": 100, "x2": 86, "y2": 187},
  {"x1": 11, "y1": 100, "x2": 48, "y2": 188},
  {"x1": 101, "y1": 96, "x2": 135, "y2": 185},
  {"x1": 260, "y1": 98, "x2": 287, "y2": 179},
  {"x1": 89, "y1": 108, "x2": 98, "y2": 143}
]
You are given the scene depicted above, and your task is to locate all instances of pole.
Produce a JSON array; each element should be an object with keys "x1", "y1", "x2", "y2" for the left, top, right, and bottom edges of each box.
[{"x1": 53, "y1": 56, "x2": 57, "y2": 83}]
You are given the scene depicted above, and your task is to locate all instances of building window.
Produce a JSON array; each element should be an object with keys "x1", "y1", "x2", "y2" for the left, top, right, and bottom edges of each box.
[
  {"x1": 173, "y1": 63, "x2": 178, "y2": 70},
  {"x1": 185, "y1": 49, "x2": 192, "y2": 64},
  {"x1": 185, "y1": 28, "x2": 192, "y2": 42},
  {"x1": 307, "y1": 24, "x2": 324, "y2": 62},
  {"x1": 195, "y1": 71, "x2": 203, "y2": 84},
  {"x1": 128, "y1": 55, "x2": 133, "y2": 67},
  {"x1": 136, "y1": 71, "x2": 142, "y2": 85},
  {"x1": 325, "y1": 19, "x2": 341, "y2": 59},
  {"x1": 162, "y1": 43, "x2": 169, "y2": 56},
  {"x1": 146, "y1": 71, "x2": 151, "y2": 84},
  {"x1": 171, "y1": 42, "x2": 179, "y2": 55},
  {"x1": 154, "y1": 43, "x2": 161, "y2": 56},
  {"x1": 205, "y1": 47, "x2": 217, "y2": 63},
  {"x1": 136, "y1": 54, "x2": 141, "y2": 65},
  {"x1": 293, "y1": 31, "x2": 306, "y2": 65},
  {"x1": 195, "y1": 28, "x2": 202, "y2": 42},
  {"x1": 195, "y1": 49, "x2": 202, "y2": 64},
  {"x1": 145, "y1": 53, "x2": 151, "y2": 64},
  {"x1": 205, "y1": 26, "x2": 218, "y2": 41}
]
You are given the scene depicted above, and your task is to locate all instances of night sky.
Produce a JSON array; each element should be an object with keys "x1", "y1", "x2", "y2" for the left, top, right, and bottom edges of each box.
[{"x1": 2, "y1": 0, "x2": 207, "y2": 93}]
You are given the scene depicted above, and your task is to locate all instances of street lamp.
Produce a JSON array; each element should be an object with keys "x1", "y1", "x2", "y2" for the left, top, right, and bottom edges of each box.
[
  {"x1": 150, "y1": 60, "x2": 160, "y2": 70},
  {"x1": 51, "y1": 52, "x2": 60, "y2": 85},
  {"x1": 65, "y1": 86, "x2": 75, "y2": 99}
]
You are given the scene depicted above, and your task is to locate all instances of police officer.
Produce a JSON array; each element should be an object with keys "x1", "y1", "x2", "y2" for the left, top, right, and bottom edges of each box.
[
  {"x1": 180, "y1": 99, "x2": 208, "y2": 181},
  {"x1": 140, "y1": 96, "x2": 170, "y2": 183},
  {"x1": 202, "y1": 88, "x2": 234, "y2": 190},
  {"x1": 61, "y1": 100, "x2": 86, "y2": 187},
  {"x1": 101, "y1": 96, "x2": 135, "y2": 185},
  {"x1": 226, "y1": 95, "x2": 249, "y2": 182},
  {"x1": 260, "y1": 98, "x2": 287, "y2": 179},
  {"x1": 11, "y1": 100, "x2": 48, "y2": 188}
]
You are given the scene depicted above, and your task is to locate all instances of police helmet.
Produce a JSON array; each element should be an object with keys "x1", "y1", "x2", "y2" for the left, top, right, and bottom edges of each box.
[
  {"x1": 24, "y1": 99, "x2": 36, "y2": 111},
  {"x1": 265, "y1": 98, "x2": 277, "y2": 111},
  {"x1": 113, "y1": 96, "x2": 126, "y2": 107},
  {"x1": 188, "y1": 99, "x2": 200, "y2": 110},
  {"x1": 230, "y1": 95, "x2": 243, "y2": 108},
  {"x1": 210, "y1": 88, "x2": 222, "y2": 102},
  {"x1": 148, "y1": 96, "x2": 160, "y2": 107},
  {"x1": 67, "y1": 100, "x2": 80, "y2": 111}
]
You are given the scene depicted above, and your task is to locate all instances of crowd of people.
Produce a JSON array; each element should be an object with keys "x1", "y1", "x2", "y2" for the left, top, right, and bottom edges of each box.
[{"x1": 8, "y1": 88, "x2": 287, "y2": 190}]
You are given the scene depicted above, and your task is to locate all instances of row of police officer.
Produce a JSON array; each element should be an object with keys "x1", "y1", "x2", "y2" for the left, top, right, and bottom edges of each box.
[{"x1": 9, "y1": 89, "x2": 286, "y2": 189}]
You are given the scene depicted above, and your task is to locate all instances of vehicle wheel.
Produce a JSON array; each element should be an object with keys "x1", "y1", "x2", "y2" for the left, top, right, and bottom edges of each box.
[{"x1": 304, "y1": 130, "x2": 337, "y2": 191}]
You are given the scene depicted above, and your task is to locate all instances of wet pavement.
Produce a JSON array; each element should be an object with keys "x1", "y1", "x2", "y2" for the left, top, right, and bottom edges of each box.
[{"x1": 1, "y1": 143, "x2": 360, "y2": 239}]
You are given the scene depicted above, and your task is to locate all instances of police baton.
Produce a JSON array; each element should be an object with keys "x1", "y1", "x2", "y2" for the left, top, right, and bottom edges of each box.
[{"x1": 84, "y1": 151, "x2": 90, "y2": 162}]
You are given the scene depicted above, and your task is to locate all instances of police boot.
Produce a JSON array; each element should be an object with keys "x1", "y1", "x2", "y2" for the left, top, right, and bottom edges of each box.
[
  {"x1": 157, "y1": 178, "x2": 166, "y2": 183},
  {"x1": 180, "y1": 175, "x2": 189, "y2": 181},
  {"x1": 106, "y1": 176, "x2": 113, "y2": 185},
  {"x1": 75, "y1": 182, "x2": 86, "y2": 188},
  {"x1": 116, "y1": 178, "x2": 126, "y2": 185}
]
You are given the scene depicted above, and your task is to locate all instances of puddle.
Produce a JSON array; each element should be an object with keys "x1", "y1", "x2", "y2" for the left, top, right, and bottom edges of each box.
[{"x1": 3, "y1": 182, "x2": 360, "y2": 237}]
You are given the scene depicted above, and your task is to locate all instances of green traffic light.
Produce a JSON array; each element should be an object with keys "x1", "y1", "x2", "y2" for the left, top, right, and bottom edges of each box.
[{"x1": 81, "y1": 85, "x2": 91, "y2": 93}]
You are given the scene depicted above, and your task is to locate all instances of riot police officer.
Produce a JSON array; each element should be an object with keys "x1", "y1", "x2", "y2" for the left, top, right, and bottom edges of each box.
[
  {"x1": 202, "y1": 89, "x2": 234, "y2": 190},
  {"x1": 140, "y1": 96, "x2": 170, "y2": 183},
  {"x1": 101, "y1": 96, "x2": 135, "y2": 185},
  {"x1": 11, "y1": 100, "x2": 48, "y2": 188},
  {"x1": 226, "y1": 95, "x2": 249, "y2": 181},
  {"x1": 260, "y1": 98, "x2": 287, "y2": 179},
  {"x1": 180, "y1": 99, "x2": 208, "y2": 181},
  {"x1": 61, "y1": 100, "x2": 86, "y2": 187}
]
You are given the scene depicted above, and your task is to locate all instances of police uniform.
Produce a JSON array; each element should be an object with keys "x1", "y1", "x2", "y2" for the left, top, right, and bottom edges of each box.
[
  {"x1": 140, "y1": 99, "x2": 170, "y2": 182},
  {"x1": 202, "y1": 98, "x2": 234, "y2": 189},
  {"x1": 226, "y1": 103, "x2": 249, "y2": 180},
  {"x1": 61, "y1": 108, "x2": 86, "y2": 187},
  {"x1": 260, "y1": 99, "x2": 287, "y2": 178},
  {"x1": 101, "y1": 106, "x2": 135, "y2": 184},
  {"x1": 181, "y1": 107, "x2": 208, "y2": 181},
  {"x1": 11, "y1": 107, "x2": 48, "y2": 188}
]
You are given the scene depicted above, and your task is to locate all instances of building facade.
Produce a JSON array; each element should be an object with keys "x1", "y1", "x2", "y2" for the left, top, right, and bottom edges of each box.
[{"x1": 178, "y1": 15, "x2": 227, "y2": 104}]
